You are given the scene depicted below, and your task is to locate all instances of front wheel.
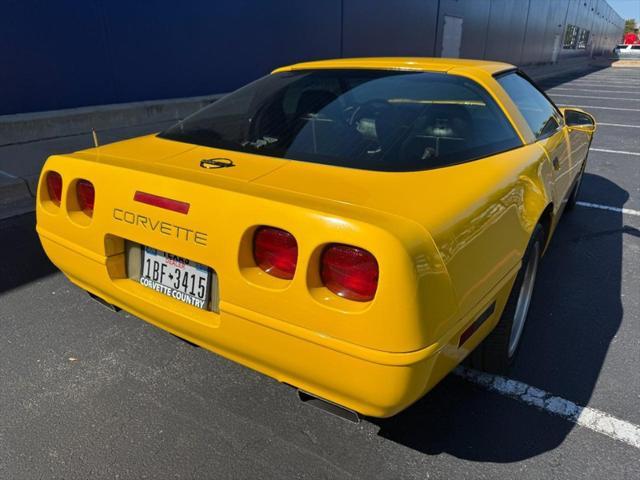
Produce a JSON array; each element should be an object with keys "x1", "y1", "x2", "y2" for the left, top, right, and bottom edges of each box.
[{"x1": 471, "y1": 224, "x2": 544, "y2": 373}]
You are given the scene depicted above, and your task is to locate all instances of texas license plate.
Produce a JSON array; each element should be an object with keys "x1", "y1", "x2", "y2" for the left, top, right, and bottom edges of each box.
[{"x1": 139, "y1": 246, "x2": 210, "y2": 310}]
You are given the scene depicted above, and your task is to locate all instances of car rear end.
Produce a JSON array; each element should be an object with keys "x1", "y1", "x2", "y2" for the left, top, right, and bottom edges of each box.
[
  {"x1": 36, "y1": 60, "x2": 534, "y2": 417},
  {"x1": 36, "y1": 140, "x2": 464, "y2": 417}
]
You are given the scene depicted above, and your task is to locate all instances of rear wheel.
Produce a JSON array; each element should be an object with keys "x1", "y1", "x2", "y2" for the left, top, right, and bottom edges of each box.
[{"x1": 469, "y1": 224, "x2": 544, "y2": 373}]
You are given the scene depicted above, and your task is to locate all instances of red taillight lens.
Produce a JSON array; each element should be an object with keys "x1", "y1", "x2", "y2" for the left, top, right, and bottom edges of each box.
[
  {"x1": 46, "y1": 171, "x2": 62, "y2": 205},
  {"x1": 253, "y1": 226, "x2": 298, "y2": 279},
  {"x1": 76, "y1": 180, "x2": 95, "y2": 216},
  {"x1": 321, "y1": 244, "x2": 379, "y2": 302}
]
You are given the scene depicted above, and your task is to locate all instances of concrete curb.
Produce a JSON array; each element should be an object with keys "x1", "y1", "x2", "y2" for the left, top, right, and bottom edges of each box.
[
  {"x1": 522, "y1": 57, "x2": 611, "y2": 82},
  {"x1": 610, "y1": 60, "x2": 640, "y2": 68},
  {"x1": 0, "y1": 94, "x2": 222, "y2": 147},
  {"x1": 0, "y1": 172, "x2": 35, "y2": 221},
  {"x1": 0, "y1": 173, "x2": 32, "y2": 203}
]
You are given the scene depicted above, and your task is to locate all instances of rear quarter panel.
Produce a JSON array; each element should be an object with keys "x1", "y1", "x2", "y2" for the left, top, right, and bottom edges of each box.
[{"x1": 258, "y1": 142, "x2": 555, "y2": 336}]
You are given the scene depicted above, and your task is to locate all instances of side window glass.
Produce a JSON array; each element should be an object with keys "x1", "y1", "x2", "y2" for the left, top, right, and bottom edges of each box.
[{"x1": 498, "y1": 73, "x2": 560, "y2": 140}]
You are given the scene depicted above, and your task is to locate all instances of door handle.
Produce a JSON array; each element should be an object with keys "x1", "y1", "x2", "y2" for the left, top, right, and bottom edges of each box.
[{"x1": 552, "y1": 157, "x2": 560, "y2": 170}]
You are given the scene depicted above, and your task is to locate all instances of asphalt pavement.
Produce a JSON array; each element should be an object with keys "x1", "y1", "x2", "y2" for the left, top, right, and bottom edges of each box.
[{"x1": 0, "y1": 66, "x2": 639, "y2": 479}]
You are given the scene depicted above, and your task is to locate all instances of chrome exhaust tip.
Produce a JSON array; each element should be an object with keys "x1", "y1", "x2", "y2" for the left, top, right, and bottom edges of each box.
[
  {"x1": 297, "y1": 390, "x2": 360, "y2": 423},
  {"x1": 87, "y1": 292, "x2": 120, "y2": 312}
]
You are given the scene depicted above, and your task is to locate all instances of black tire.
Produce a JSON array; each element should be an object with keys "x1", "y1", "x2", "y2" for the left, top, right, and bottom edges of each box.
[
  {"x1": 468, "y1": 224, "x2": 544, "y2": 374},
  {"x1": 565, "y1": 160, "x2": 586, "y2": 211}
]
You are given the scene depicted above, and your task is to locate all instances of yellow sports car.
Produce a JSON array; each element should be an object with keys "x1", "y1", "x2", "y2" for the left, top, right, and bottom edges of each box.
[{"x1": 36, "y1": 58, "x2": 596, "y2": 419}]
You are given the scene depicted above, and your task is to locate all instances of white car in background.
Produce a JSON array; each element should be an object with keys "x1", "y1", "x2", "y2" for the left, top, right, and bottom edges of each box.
[{"x1": 613, "y1": 44, "x2": 640, "y2": 59}]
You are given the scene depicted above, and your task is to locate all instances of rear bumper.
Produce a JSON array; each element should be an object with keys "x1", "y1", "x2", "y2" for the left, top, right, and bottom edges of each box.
[{"x1": 38, "y1": 227, "x2": 445, "y2": 417}]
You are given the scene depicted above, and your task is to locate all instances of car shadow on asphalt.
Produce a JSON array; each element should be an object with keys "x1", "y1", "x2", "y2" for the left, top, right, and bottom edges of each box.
[
  {"x1": 0, "y1": 212, "x2": 57, "y2": 293},
  {"x1": 535, "y1": 63, "x2": 612, "y2": 90},
  {"x1": 373, "y1": 173, "x2": 628, "y2": 461}
]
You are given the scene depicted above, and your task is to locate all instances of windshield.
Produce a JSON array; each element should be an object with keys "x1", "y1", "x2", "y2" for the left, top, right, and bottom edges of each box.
[{"x1": 159, "y1": 69, "x2": 522, "y2": 172}]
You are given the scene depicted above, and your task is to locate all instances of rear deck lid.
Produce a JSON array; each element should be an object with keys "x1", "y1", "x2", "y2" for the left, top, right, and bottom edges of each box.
[{"x1": 80, "y1": 135, "x2": 288, "y2": 183}]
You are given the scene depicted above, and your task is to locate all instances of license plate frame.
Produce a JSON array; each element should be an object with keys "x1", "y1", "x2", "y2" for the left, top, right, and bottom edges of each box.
[{"x1": 138, "y1": 245, "x2": 212, "y2": 310}]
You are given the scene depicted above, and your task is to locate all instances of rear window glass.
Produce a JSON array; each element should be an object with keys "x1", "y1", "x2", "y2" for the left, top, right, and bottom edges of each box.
[{"x1": 159, "y1": 70, "x2": 522, "y2": 172}]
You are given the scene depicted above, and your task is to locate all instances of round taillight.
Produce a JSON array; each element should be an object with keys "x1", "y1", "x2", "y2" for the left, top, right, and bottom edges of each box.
[
  {"x1": 321, "y1": 244, "x2": 378, "y2": 302},
  {"x1": 46, "y1": 171, "x2": 62, "y2": 206},
  {"x1": 76, "y1": 179, "x2": 95, "y2": 216},
  {"x1": 253, "y1": 226, "x2": 298, "y2": 279}
]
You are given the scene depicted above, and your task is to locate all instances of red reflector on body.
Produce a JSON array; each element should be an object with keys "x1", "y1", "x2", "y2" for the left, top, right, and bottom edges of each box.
[
  {"x1": 133, "y1": 191, "x2": 190, "y2": 214},
  {"x1": 458, "y1": 302, "x2": 496, "y2": 347}
]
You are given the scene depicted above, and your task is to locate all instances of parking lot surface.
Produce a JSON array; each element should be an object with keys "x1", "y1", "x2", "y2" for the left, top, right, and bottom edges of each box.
[{"x1": 1, "y1": 66, "x2": 639, "y2": 479}]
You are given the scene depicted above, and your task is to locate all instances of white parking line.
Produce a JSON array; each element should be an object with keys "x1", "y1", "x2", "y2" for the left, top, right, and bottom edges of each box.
[
  {"x1": 566, "y1": 80, "x2": 640, "y2": 85},
  {"x1": 576, "y1": 201, "x2": 640, "y2": 217},
  {"x1": 561, "y1": 75, "x2": 640, "y2": 78},
  {"x1": 575, "y1": 75, "x2": 640, "y2": 79},
  {"x1": 455, "y1": 367, "x2": 640, "y2": 449},
  {"x1": 557, "y1": 104, "x2": 640, "y2": 112},
  {"x1": 550, "y1": 94, "x2": 640, "y2": 101},
  {"x1": 551, "y1": 93, "x2": 640, "y2": 102},
  {"x1": 567, "y1": 77, "x2": 639, "y2": 81},
  {"x1": 590, "y1": 147, "x2": 640, "y2": 156},
  {"x1": 548, "y1": 88, "x2": 640, "y2": 94},
  {"x1": 552, "y1": 83, "x2": 640, "y2": 89},
  {"x1": 580, "y1": 74, "x2": 640, "y2": 78},
  {"x1": 597, "y1": 123, "x2": 640, "y2": 129}
]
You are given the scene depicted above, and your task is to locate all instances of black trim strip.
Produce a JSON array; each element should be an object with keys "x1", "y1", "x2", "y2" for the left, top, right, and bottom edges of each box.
[{"x1": 493, "y1": 68, "x2": 518, "y2": 79}]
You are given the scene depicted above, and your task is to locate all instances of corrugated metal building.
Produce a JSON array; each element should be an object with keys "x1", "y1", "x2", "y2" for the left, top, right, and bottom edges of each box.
[{"x1": 0, "y1": 0, "x2": 624, "y2": 115}]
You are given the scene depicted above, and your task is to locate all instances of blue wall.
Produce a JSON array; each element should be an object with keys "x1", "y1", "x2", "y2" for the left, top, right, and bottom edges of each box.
[
  {"x1": 0, "y1": 0, "x2": 342, "y2": 115},
  {"x1": 0, "y1": 0, "x2": 623, "y2": 115}
]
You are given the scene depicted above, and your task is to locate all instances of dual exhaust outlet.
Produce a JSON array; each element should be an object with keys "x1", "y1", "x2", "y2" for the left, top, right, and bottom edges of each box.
[{"x1": 297, "y1": 390, "x2": 360, "y2": 423}]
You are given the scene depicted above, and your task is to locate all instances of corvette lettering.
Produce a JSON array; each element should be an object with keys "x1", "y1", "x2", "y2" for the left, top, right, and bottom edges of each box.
[{"x1": 113, "y1": 208, "x2": 208, "y2": 246}]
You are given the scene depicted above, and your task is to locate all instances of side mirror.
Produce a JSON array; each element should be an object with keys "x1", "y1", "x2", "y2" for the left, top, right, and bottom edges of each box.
[{"x1": 560, "y1": 107, "x2": 596, "y2": 134}]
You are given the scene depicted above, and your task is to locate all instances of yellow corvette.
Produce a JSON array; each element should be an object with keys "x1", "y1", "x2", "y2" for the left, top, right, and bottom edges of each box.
[{"x1": 36, "y1": 58, "x2": 595, "y2": 419}]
